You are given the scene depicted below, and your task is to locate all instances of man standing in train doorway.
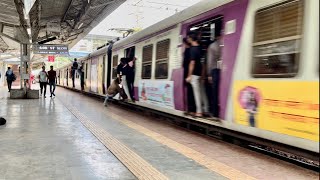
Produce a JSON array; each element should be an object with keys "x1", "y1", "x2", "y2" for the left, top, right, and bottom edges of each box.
[
  {"x1": 79, "y1": 65, "x2": 85, "y2": 91},
  {"x1": 126, "y1": 57, "x2": 136, "y2": 102},
  {"x1": 71, "y1": 58, "x2": 78, "y2": 88},
  {"x1": 207, "y1": 25, "x2": 223, "y2": 118}
]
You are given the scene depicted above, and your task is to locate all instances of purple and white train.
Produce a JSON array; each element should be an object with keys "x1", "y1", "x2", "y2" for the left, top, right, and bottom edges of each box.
[{"x1": 57, "y1": 0, "x2": 319, "y2": 154}]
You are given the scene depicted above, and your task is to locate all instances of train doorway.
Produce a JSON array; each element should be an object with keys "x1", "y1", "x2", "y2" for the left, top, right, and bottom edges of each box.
[
  {"x1": 66, "y1": 68, "x2": 69, "y2": 86},
  {"x1": 102, "y1": 55, "x2": 106, "y2": 94},
  {"x1": 188, "y1": 15, "x2": 223, "y2": 118}
]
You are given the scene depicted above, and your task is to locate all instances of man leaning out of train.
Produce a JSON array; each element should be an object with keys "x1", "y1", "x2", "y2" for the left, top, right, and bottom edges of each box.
[{"x1": 103, "y1": 77, "x2": 128, "y2": 106}]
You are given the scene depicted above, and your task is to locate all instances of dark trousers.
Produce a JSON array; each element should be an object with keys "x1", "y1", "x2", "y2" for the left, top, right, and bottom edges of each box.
[
  {"x1": 7, "y1": 80, "x2": 12, "y2": 91},
  {"x1": 49, "y1": 81, "x2": 56, "y2": 94},
  {"x1": 71, "y1": 70, "x2": 75, "y2": 87},
  {"x1": 186, "y1": 83, "x2": 196, "y2": 113},
  {"x1": 126, "y1": 80, "x2": 135, "y2": 100},
  {"x1": 80, "y1": 80, "x2": 84, "y2": 91},
  {"x1": 249, "y1": 115, "x2": 255, "y2": 127},
  {"x1": 211, "y1": 69, "x2": 220, "y2": 117},
  {"x1": 40, "y1": 82, "x2": 47, "y2": 95}
]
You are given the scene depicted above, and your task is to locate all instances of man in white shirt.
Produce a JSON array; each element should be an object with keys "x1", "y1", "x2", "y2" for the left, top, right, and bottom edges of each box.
[
  {"x1": 38, "y1": 66, "x2": 48, "y2": 98},
  {"x1": 207, "y1": 32, "x2": 222, "y2": 118}
]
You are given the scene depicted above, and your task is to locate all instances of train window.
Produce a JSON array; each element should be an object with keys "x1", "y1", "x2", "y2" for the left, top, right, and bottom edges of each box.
[
  {"x1": 141, "y1": 45, "x2": 153, "y2": 79},
  {"x1": 155, "y1": 39, "x2": 170, "y2": 79},
  {"x1": 252, "y1": 0, "x2": 304, "y2": 77},
  {"x1": 112, "y1": 55, "x2": 119, "y2": 79}
]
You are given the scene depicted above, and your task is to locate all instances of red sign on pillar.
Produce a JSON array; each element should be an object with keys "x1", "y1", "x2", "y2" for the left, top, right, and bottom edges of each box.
[{"x1": 48, "y1": 56, "x2": 55, "y2": 62}]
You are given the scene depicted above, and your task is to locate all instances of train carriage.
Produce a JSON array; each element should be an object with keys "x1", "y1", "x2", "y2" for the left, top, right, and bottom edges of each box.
[{"x1": 57, "y1": 0, "x2": 319, "y2": 155}]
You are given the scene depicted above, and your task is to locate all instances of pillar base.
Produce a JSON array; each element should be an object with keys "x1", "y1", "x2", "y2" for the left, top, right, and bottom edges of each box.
[
  {"x1": 27, "y1": 89, "x2": 39, "y2": 99},
  {"x1": 9, "y1": 89, "x2": 39, "y2": 99}
]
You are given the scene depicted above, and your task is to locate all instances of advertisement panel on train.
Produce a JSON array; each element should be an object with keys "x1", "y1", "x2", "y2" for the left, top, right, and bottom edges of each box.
[
  {"x1": 233, "y1": 81, "x2": 319, "y2": 142},
  {"x1": 138, "y1": 80, "x2": 175, "y2": 109}
]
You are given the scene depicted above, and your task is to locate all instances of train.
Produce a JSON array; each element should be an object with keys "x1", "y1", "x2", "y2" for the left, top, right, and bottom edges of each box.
[{"x1": 56, "y1": 0, "x2": 319, "y2": 154}]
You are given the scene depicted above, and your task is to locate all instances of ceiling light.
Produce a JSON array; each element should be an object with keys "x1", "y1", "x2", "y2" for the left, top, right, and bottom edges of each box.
[
  {"x1": 27, "y1": 28, "x2": 31, "y2": 35},
  {"x1": 78, "y1": 23, "x2": 84, "y2": 29}
]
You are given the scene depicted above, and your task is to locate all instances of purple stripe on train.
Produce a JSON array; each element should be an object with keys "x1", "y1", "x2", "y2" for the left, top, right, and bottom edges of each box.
[{"x1": 177, "y1": 0, "x2": 249, "y2": 119}]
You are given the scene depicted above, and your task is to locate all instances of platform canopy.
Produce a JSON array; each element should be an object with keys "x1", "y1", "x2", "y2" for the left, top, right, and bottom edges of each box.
[{"x1": 0, "y1": 0, "x2": 125, "y2": 59}]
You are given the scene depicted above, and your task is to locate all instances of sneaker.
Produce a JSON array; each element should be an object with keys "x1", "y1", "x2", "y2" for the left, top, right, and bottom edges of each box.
[
  {"x1": 103, "y1": 103, "x2": 108, "y2": 107},
  {"x1": 50, "y1": 95, "x2": 52, "y2": 98},
  {"x1": 44, "y1": 96, "x2": 46, "y2": 98},
  {"x1": 52, "y1": 93, "x2": 55, "y2": 96}
]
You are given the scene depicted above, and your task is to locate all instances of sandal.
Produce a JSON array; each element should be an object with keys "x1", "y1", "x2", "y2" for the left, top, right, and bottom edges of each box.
[{"x1": 194, "y1": 113, "x2": 203, "y2": 118}]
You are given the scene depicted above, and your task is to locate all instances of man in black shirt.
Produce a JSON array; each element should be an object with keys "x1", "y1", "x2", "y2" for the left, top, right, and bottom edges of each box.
[
  {"x1": 183, "y1": 38, "x2": 196, "y2": 115},
  {"x1": 117, "y1": 58, "x2": 126, "y2": 77},
  {"x1": 125, "y1": 57, "x2": 136, "y2": 101},
  {"x1": 186, "y1": 31, "x2": 209, "y2": 117},
  {"x1": 72, "y1": 58, "x2": 78, "y2": 88}
]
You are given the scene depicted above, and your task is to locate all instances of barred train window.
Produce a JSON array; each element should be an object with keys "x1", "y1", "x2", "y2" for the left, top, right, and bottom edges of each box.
[
  {"x1": 141, "y1": 45, "x2": 153, "y2": 79},
  {"x1": 112, "y1": 55, "x2": 118, "y2": 79},
  {"x1": 155, "y1": 39, "x2": 170, "y2": 79},
  {"x1": 252, "y1": 0, "x2": 304, "y2": 77}
]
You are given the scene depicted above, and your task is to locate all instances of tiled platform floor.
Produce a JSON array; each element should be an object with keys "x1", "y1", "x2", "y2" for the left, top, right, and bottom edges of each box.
[
  {"x1": 0, "y1": 86, "x2": 318, "y2": 180},
  {"x1": 0, "y1": 88, "x2": 135, "y2": 180}
]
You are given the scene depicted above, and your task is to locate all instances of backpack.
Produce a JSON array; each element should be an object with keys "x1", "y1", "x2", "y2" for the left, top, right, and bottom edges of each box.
[
  {"x1": 12, "y1": 74, "x2": 17, "y2": 81},
  {"x1": 6, "y1": 72, "x2": 15, "y2": 81}
]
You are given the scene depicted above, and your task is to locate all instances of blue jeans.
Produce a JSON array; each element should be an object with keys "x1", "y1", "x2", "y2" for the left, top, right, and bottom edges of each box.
[
  {"x1": 104, "y1": 94, "x2": 115, "y2": 104},
  {"x1": 49, "y1": 81, "x2": 56, "y2": 94},
  {"x1": 249, "y1": 115, "x2": 255, "y2": 127}
]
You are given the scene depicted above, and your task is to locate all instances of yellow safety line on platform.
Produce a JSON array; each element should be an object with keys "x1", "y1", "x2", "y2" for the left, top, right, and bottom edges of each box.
[
  {"x1": 62, "y1": 101, "x2": 168, "y2": 180},
  {"x1": 105, "y1": 112, "x2": 257, "y2": 180}
]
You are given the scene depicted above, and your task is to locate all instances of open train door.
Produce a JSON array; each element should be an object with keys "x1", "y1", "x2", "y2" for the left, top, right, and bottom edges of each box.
[
  {"x1": 188, "y1": 15, "x2": 224, "y2": 118},
  {"x1": 106, "y1": 44, "x2": 113, "y2": 88}
]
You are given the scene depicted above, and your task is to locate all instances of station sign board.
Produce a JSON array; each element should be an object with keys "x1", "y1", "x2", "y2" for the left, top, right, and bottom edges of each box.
[{"x1": 33, "y1": 44, "x2": 69, "y2": 55}]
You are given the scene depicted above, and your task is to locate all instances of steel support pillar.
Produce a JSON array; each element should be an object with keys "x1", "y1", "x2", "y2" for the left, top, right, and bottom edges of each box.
[{"x1": 20, "y1": 43, "x2": 30, "y2": 90}]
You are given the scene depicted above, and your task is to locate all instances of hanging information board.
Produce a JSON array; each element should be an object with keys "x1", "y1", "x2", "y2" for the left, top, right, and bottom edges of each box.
[{"x1": 33, "y1": 44, "x2": 68, "y2": 54}]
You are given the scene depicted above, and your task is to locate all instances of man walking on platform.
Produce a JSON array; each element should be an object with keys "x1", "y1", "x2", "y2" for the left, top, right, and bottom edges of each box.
[
  {"x1": 48, "y1": 66, "x2": 57, "y2": 98},
  {"x1": 5, "y1": 67, "x2": 14, "y2": 92},
  {"x1": 39, "y1": 66, "x2": 48, "y2": 98}
]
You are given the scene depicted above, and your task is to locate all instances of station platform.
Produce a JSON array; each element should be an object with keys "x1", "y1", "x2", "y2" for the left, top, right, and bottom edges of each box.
[{"x1": 0, "y1": 87, "x2": 318, "y2": 180}]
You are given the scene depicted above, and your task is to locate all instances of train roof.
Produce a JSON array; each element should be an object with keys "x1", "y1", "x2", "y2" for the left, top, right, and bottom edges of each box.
[
  {"x1": 88, "y1": 46, "x2": 109, "y2": 58},
  {"x1": 113, "y1": 0, "x2": 233, "y2": 50}
]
